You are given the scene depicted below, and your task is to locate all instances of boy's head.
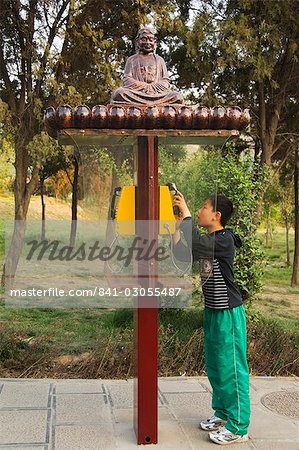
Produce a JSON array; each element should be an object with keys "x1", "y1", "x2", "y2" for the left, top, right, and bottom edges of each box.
[{"x1": 197, "y1": 194, "x2": 234, "y2": 229}]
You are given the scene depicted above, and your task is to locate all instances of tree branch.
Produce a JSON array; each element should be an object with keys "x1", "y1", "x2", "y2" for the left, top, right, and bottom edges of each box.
[
  {"x1": 35, "y1": 0, "x2": 70, "y2": 97},
  {"x1": 64, "y1": 167, "x2": 73, "y2": 186},
  {"x1": 26, "y1": 0, "x2": 38, "y2": 98},
  {"x1": 12, "y1": 0, "x2": 27, "y2": 113},
  {"x1": 25, "y1": 163, "x2": 40, "y2": 204},
  {"x1": 0, "y1": 39, "x2": 17, "y2": 113},
  {"x1": 270, "y1": 146, "x2": 293, "y2": 183},
  {"x1": 55, "y1": 0, "x2": 75, "y2": 84},
  {"x1": 268, "y1": 40, "x2": 298, "y2": 153},
  {"x1": 258, "y1": 80, "x2": 267, "y2": 149}
]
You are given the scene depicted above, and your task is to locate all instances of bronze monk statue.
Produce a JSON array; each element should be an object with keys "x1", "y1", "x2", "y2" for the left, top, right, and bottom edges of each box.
[{"x1": 111, "y1": 28, "x2": 184, "y2": 105}]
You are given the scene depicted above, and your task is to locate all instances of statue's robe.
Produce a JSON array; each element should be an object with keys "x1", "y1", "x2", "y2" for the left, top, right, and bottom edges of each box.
[{"x1": 111, "y1": 54, "x2": 183, "y2": 105}]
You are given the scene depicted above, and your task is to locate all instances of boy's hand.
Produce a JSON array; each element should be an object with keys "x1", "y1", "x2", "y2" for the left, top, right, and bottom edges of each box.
[{"x1": 173, "y1": 191, "x2": 192, "y2": 219}]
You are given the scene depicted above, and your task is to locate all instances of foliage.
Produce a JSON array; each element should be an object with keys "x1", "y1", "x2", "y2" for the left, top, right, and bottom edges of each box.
[
  {"x1": 0, "y1": 304, "x2": 297, "y2": 377},
  {"x1": 158, "y1": 145, "x2": 187, "y2": 185},
  {"x1": 170, "y1": 0, "x2": 299, "y2": 167},
  {"x1": 262, "y1": 168, "x2": 294, "y2": 230},
  {"x1": 0, "y1": 137, "x2": 14, "y2": 193}
]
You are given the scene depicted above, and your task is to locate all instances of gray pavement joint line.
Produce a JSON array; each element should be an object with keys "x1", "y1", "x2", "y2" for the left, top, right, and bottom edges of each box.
[
  {"x1": 178, "y1": 420, "x2": 198, "y2": 450},
  {"x1": 0, "y1": 378, "x2": 53, "y2": 383},
  {"x1": 199, "y1": 381, "x2": 212, "y2": 394},
  {"x1": 161, "y1": 390, "x2": 209, "y2": 394},
  {"x1": 158, "y1": 389, "x2": 165, "y2": 405},
  {"x1": 101, "y1": 383, "x2": 109, "y2": 405},
  {"x1": 160, "y1": 402, "x2": 180, "y2": 421},
  {"x1": 250, "y1": 382, "x2": 258, "y2": 392},
  {"x1": 103, "y1": 384, "x2": 114, "y2": 407},
  {"x1": 0, "y1": 384, "x2": 3, "y2": 395},
  {"x1": 55, "y1": 420, "x2": 113, "y2": 426},
  {"x1": 50, "y1": 385, "x2": 57, "y2": 450},
  {"x1": 0, "y1": 407, "x2": 49, "y2": 411},
  {"x1": 0, "y1": 443, "x2": 47, "y2": 448},
  {"x1": 45, "y1": 383, "x2": 54, "y2": 446},
  {"x1": 247, "y1": 440, "x2": 258, "y2": 450},
  {"x1": 53, "y1": 392, "x2": 107, "y2": 396},
  {"x1": 110, "y1": 406, "x2": 126, "y2": 450},
  {"x1": 158, "y1": 388, "x2": 168, "y2": 405}
]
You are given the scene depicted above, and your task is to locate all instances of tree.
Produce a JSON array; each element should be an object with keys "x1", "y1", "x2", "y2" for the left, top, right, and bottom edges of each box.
[
  {"x1": 291, "y1": 147, "x2": 298, "y2": 286},
  {"x1": 278, "y1": 159, "x2": 295, "y2": 266},
  {"x1": 27, "y1": 132, "x2": 69, "y2": 239},
  {"x1": 0, "y1": 0, "x2": 74, "y2": 286},
  {"x1": 0, "y1": 0, "x2": 191, "y2": 285},
  {"x1": 168, "y1": 0, "x2": 298, "y2": 226},
  {"x1": 0, "y1": 101, "x2": 14, "y2": 194}
]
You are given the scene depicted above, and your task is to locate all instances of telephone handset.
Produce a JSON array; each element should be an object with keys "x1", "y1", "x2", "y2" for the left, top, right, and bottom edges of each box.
[
  {"x1": 110, "y1": 186, "x2": 122, "y2": 219},
  {"x1": 166, "y1": 182, "x2": 180, "y2": 216}
]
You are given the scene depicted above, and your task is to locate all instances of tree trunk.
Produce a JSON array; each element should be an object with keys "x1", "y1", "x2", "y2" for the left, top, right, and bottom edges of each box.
[
  {"x1": 285, "y1": 215, "x2": 290, "y2": 266},
  {"x1": 1, "y1": 137, "x2": 39, "y2": 288},
  {"x1": 265, "y1": 208, "x2": 273, "y2": 247},
  {"x1": 254, "y1": 198, "x2": 264, "y2": 226},
  {"x1": 1, "y1": 220, "x2": 27, "y2": 290},
  {"x1": 41, "y1": 177, "x2": 46, "y2": 241},
  {"x1": 105, "y1": 150, "x2": 123, "y2": 250},
  {"x1": 291, "y1": 148, "x2": 298, "y2": 287},
  {"x1": 69, "y1": 156, "x2": 79, "y2": 248}
]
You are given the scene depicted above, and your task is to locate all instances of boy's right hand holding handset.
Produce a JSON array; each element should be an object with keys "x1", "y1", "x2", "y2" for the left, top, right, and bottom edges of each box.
[{"x1": 172, "y1": 191, "x2": 191, "y2": 242}]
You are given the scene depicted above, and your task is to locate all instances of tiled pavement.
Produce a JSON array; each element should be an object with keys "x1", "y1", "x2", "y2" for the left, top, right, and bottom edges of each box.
[{"x1": 0, "y1": 376, "x2": 298, "y2": 449}]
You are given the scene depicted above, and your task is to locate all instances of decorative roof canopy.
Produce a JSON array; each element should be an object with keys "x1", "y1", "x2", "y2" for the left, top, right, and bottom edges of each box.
[{"x1": 44, "y1": 104, "x2": 250, "y2": 144}]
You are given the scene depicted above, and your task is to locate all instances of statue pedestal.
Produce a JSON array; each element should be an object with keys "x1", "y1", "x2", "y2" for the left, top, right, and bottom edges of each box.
[{"x1": 57, "y1": 128, "x2": 239, "y2": 445}]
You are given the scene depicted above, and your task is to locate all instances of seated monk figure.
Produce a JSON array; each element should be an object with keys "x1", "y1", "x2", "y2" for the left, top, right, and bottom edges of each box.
[{"x1": 111, "y1": 28, "x2": 183, "y2": 105}]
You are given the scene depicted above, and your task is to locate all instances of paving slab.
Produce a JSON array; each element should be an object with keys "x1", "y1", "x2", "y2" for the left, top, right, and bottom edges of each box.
[
  {"x1": 250, "y1": 377, "x2": 298, "y2": 391},
  {"x1": 248, "y1": 404, "x2": 298, "y2": 439},
  {"x1": 251, "y1": 440, "x2": 299, "y2": 450},
  {"x1": 55, "y1": 393, "x2": 112, "y2": 425},
  {"x1": 54, "y1": 423, "x2": 116, "y2": 450},
  {"x1": 105, "y1": 381, "x2": 166, "y2": 408},
  {"x1": 0, "y1": 409, "x2": 48, "y2": 445},
  {"x1": 158, "y1": 379, "x2": 208, "y2": 393},
  {"x1": 178, "y1": 422, "x2": 252, "y2": 449},
  {"x1": 0, "y1": 376, "x2": 297, "y2": 449},
  {"x1": 55, "y1": 380, "x2": 104, "y2": 394},
  {"x1": 105, "y1": 382, "x2": 135, "y2": 409},
  {"x1": 163, "y1": 392, "x2": 212, "y2": 420},
  {"x1": 0, "y1": 382, "x2": 50, "y2": 408}
]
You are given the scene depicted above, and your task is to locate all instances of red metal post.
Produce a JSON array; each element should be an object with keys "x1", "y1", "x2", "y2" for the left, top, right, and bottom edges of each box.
[{"x1": 133, "y1": 136, "x2": 159, "y2": 444}]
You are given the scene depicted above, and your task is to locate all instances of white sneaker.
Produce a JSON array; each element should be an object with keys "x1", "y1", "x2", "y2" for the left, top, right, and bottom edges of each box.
[
  {"x1": 209, "y1": 426, "x2": 249, "y2": 445},
  {"x1": 199, "y1": 414, "x2": 227, "y2": 431}
]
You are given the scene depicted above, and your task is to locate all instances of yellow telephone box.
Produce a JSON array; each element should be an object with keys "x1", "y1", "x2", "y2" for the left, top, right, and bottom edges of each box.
[{"x1": 114, "y1": 185, "x2": 177, "y2": 235}]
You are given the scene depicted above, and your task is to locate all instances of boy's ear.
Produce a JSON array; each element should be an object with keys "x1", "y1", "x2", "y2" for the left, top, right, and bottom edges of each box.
[{"x1": 215, "y1": 211, "x2": 222, "y2": 222}]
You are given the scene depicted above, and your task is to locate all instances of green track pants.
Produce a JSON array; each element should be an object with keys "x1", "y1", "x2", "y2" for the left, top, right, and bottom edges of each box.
[{"x1": 204, "y1": 304, "x2": 250, "y2": 435}]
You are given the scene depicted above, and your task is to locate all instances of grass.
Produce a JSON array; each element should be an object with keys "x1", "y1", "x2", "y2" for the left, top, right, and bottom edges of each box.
[
  {"x1": 0, "y1": 307, "x2": 110, "y2": 353},
  {"x1": 253, "y1": 226, "x2": 299, "y2": 334},
  {"x1": 0, "y1": 194, "x2": 298, "y2": 377}
]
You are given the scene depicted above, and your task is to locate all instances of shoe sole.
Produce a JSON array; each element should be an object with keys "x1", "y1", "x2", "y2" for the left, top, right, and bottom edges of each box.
[
  {"x1": 199, "y1": 422, "x2": 226, "y2": 431},
  {"x1": 209, "y1": 434, "x2": 249, "y2": 445}
]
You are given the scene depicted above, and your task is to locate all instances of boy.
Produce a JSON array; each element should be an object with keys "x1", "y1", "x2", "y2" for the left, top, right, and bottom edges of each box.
[{"x1": 171, "y1": 192, "x2": 250, "y2": 445}]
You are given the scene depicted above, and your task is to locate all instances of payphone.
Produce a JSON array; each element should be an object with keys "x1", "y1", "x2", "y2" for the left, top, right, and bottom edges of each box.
[{"x1": 110, "y1": 183, "x2": 179, "y2": 235}]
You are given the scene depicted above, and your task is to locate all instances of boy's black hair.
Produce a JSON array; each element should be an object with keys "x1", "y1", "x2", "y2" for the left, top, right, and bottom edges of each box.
[{"x1": 207, "y1": 194, "x2": 234, "y2": 227}]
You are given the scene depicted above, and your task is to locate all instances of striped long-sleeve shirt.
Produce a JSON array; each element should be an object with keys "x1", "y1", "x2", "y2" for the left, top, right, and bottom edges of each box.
[{"x1": 172, "y1": 217, "x2": 243, "y2": 310}]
